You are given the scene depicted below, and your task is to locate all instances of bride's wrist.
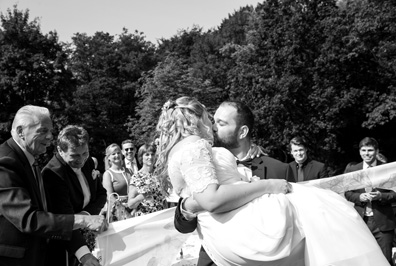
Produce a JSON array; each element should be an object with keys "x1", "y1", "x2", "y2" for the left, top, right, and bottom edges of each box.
[{"x1": 180, "y1": 197, "x2": 197, "y2": 220}]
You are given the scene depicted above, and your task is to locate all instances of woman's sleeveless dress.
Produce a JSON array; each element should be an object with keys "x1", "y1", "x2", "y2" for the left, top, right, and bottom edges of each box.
[
  {"x1": 105, "y1": 168, "x2": 130, "y2": 196},
  {"x1": 168, "y1": 139, "x2": 389, "y2": 266}
]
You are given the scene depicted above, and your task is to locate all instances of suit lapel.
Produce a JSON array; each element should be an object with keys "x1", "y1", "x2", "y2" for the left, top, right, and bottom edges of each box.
[
  {"x1": 55, "y1": 153, "x2": 84, "y2": 196},
  {"x1": 304, "y1": 161, "x2": 313, "y2": 180},
  {"x1": 7, "y1": 139, "x2": 43, "y2": 208},
  {"x1": 355, "y1": 161, "x2": 382, "y2": 171},
  {"x1": 81, "y1": 159, "x2": 95, "y2": 195},
  {"x1": 252, "y1": 158, "x2": 266, "y2": 179},
  {"x1": 290, "y1": 161, "x2": 298, "y2": 180}
]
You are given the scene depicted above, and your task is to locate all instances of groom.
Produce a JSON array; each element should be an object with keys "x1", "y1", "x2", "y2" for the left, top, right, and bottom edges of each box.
[{"x1": 174, "y1": 101, "x2": 294, "y2": 266}]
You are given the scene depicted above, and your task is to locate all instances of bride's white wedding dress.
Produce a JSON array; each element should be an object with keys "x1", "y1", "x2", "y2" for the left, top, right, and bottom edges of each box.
[{"x1": 168, "y1": 139, "x2": 389, "y2": 266}]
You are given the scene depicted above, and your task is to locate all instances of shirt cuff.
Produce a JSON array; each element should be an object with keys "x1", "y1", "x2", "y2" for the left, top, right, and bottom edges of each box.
[
  {"x1": 180, "y1": 197, "x2": 197, "y2": 220},
  {"x1": 76, "y1": 245, "x2": 91, "y2": 262}
]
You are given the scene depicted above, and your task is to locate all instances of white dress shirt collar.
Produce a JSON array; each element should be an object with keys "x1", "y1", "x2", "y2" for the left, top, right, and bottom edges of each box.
[
  {"x1": 13, "y1": 137, "x2": 35, "y2": 166},
  {"x1": 71, "y1": 167, "x2": 91, "y2": 208},
  {"x1": 235, "y1": 147, "x2": 253, "y2": 182},
  {"x1": 125, "y1": 158, "x2": 138, "y2": 173},
  {"x1": 363, "y1": 160, "x2": 377, "y2": 169}
]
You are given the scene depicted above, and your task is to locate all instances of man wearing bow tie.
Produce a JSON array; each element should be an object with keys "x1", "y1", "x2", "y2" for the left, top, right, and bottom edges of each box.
[
  {"x1": 174, "y1": 101, "x2": 294, "y2": 266},
  {"x1": 42, "y1": 125, "x2": 107, "y2": 266}
]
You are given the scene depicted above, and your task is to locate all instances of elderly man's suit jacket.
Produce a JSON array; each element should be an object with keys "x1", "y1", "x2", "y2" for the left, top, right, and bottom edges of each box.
[
  {"x1": 0, "y1": 138, "x2": 73, "y2": 266},
  {"x1": 42, "y1": 153, "x2": 107, "y2": 266}
]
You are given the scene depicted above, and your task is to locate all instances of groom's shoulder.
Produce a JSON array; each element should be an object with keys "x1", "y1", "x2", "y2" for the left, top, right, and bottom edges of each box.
[
  {"x1": 253, "y1": 155, "x2": 291, "y2": 180},
  {"x1": 253, "y1": 155, "x2": 288, "y2": 168}
]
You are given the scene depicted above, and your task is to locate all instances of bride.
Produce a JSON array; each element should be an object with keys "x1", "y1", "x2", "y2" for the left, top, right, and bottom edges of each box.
[{"x1": 155, "y1": 96, "x2": 388, "y2": 266}]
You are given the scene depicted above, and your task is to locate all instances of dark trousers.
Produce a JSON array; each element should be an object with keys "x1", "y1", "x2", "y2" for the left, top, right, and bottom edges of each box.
[
  {"x1": 197, "y1": 246, "x2": 217, "y2": 266},
  {"x1": 364, "y1": 216, "x2": 394, "y2": 263}
]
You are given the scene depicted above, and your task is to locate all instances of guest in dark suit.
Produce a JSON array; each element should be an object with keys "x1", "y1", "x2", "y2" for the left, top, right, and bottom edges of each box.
[
  {"x1": 344, "y1": 137, "x2": 396, "y2": 263},
  {"x1": 0, "y1": 106, "x2": 106, "y2": 266},
  {"x1": 42, "y1": 125, "x2": 107, "y2": 266},
  {"x1": 288, "y1": 136, "x2": 328, "y2": 182},
  {"x1": 174, "y1": 101, "x2": 294, "y2": 266},
  {"x1": 121, "y1": 139, "x2": 139, "y2": 174}
]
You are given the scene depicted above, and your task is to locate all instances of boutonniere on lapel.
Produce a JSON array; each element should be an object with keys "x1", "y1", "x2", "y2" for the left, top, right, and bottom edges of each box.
[{"x1": 92, "y1": 169, "x2": 101, "y2": 180}]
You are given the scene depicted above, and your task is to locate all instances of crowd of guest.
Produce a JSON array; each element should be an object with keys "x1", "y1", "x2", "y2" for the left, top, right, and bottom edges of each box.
[{"x1": 1, "y1": 103, "x2": 396, "y2": 266}]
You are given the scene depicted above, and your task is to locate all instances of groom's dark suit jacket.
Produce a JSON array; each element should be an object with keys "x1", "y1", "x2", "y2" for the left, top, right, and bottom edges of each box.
[
  {"x1": 42, "y1": 153, "x2": 107, "y2": 266},
  {"x1": 344, "y1": 161, "x2": 396, "y2": 232},
  {"x1": 0, "y1": 138, "x2": 74, "y2": 266},
  {"x1": 251, "y1": 155, "x2": 295, "y2": 182},
  {"x1": 174, "y1": 155, "x2": 294, "y2": 266}
]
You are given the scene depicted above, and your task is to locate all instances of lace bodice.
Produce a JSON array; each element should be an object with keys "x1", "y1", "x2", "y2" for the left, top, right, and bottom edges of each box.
[{"x1": 168, "y1": 138, "x2": 244, "y2": 198}]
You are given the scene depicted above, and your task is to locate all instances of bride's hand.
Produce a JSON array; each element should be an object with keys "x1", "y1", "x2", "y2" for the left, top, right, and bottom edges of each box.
[{"x1": 267, "y1": 180, "x2": 293, "y2": 194}]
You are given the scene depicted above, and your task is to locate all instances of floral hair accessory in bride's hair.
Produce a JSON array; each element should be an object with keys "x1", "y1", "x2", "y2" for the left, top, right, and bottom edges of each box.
[{"x1": 161, "y1": 100, "x2": 177, "y2": 113}]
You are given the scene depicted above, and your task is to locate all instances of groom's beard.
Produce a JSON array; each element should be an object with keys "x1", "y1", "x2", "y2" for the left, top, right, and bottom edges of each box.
[{"x1": 213, "y1": 131, "x2": 239, "y2": 149}]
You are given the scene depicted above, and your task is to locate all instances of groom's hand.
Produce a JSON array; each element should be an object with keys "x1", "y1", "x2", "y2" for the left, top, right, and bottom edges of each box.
[{"x1": 267, "y1": 180, "x2": 292, "y2": 194}]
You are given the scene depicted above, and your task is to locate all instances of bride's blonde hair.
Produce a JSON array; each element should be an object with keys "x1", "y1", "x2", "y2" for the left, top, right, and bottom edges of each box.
[{"x1": 155, "y1": 96, "x2": 212, "y2": 194}]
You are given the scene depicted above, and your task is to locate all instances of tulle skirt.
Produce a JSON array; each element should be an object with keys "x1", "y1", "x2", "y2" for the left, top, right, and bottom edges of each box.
[{"x1": 197, "y1": 183, "x2": 388, "y2": 266}]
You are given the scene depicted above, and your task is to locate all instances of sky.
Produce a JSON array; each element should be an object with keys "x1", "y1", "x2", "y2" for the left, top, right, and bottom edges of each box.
[{"x1": 0, "y1": 0, "x2": 262, "y2": 44}]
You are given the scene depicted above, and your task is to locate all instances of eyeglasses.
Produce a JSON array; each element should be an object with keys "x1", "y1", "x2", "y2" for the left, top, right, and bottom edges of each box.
[{"x1": 124, "y1": 148, "x2": 135, "y2": 152}]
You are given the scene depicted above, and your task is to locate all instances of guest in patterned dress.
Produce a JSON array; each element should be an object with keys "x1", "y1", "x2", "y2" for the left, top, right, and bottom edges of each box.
[{"x1": 128, "y1": 142, "x2": 166, "y2": 216}]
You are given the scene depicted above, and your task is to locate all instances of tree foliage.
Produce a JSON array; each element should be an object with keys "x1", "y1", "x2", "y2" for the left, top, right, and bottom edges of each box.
[
  {"x1": 67, "y1": 29, "x2": 157, "y2": 157},
  {"x1": 0, "y1": 6, "x2": 74, "y2": 143},
  {"x1": 129, "y1": 53, "x2": 225, "y2": 144},
  {"x1": 1, "y1": 1, "x2": 396, "y2": 173},
  {"x1": 222, "y1": 0, "x2": 396, "y2": 172}
]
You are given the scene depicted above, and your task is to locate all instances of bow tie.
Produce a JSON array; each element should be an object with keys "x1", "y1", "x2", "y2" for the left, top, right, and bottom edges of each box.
[{"x1": 236, "y1": 158, "x2": 253, "y2": 168}]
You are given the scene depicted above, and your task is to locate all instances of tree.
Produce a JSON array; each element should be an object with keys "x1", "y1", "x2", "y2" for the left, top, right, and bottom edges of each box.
[
  {"x1": 225, "y1": 0, "x2": 396, "y2": 172},
  {"x1": 129, "y1": 54, "x2": 224, "y2": 144},
  {"x1": 68, "y1": 29, "x2": 157, "y2": 158},
  {"x1": 0, "y1": 6, "x2": 75, "y2": 144}
]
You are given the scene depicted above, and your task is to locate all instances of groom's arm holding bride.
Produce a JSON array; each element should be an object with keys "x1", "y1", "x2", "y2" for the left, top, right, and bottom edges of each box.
[
  {"x1": 174, "y1": 177, "x2": 292, "y2": 234},
  {"x1": 173, "y1": 143, "x2": 264, "y2": 230},
  {"x1": 174, "y1": 145, "x2": 292, "y2": 233}
]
